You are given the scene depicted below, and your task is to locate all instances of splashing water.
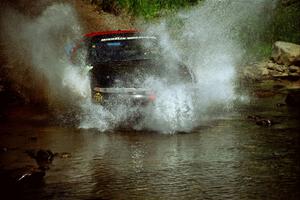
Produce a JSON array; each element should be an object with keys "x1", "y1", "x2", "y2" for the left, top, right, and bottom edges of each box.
[
  {"x1": 1, "y1": 3, "x2": 121, "y2": 131},
  {"x1": 0, "y1": 3, "x2": 89, "y2": 104},
  {"x1": 133, "y1": 0, "x2": 279, "y2": 133},
  {"x1": 0, "y1": 1, "x2": 278, "y2": 133}
]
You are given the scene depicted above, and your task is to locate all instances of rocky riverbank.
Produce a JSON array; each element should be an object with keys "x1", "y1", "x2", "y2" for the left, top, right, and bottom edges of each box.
[
  {"x1": 240, "y1": 41, "x2": 300, "y2": 107},
  {"x1": 242, "y1": 41, "x2": 300, "y2": 82}
]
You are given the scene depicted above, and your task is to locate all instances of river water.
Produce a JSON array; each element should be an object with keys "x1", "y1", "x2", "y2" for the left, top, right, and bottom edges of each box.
[{"x1": 0, "y1": 89, "x2": 300, "y2": 200}]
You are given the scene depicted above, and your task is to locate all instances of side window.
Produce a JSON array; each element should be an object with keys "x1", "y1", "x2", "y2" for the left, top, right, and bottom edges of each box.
[{"x1": 70, "y1": 39, "x2": 88, "y2": 66}]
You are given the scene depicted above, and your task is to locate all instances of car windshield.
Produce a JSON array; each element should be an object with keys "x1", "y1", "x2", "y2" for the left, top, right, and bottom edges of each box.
[{"x1": 88, "y1": 35, "x2": 160, "y2": 63}]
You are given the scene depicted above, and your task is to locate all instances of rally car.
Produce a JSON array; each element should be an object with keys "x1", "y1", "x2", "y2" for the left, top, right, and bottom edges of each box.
[{"x1": 70, "y1": 30, "x2": 194, "y2": 106}]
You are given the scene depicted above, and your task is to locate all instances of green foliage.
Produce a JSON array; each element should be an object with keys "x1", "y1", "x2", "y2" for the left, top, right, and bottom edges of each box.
[
  {"x1": 238, "y1": 1, "x2": 300, "y2": 60},
  {"x1": 270, "y1": 2, "x2": 300, "y2": 43},
  {"x1": 248, "y1": 43, "x2": 273, "y2": 61},
  {"x1": 88, "y1": 0, "x2": 200, "y2": 19}
]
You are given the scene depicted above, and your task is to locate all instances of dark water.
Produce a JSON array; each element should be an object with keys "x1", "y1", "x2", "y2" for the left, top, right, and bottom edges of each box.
[{"x1": 0, "y1": 92, "x2": 300, "y2": 200}]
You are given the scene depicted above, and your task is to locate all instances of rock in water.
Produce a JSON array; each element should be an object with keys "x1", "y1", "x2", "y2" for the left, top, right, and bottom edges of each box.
[
  {"x1": 247, "y1": 115, "x2": 274, "y2": 127},
  {"x1": 256, "y1": 119, "x2": 273, "y2": 127},
  {"x1": 25, "y1": 149, "x2": 56, "y2": 170},
  {"x1": 271, "y1": 41, "x2": 300, "y2": 66}
]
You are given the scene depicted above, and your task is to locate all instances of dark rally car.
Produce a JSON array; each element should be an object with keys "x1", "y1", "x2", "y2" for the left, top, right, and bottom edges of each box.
[{"x1": 71, "y1": 30, "x2": 194, "y2": 106}]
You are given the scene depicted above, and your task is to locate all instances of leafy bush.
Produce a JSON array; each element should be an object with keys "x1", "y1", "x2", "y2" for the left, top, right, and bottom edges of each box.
[
  {"x1": 118, "y1": 0, "x2": 198, "y2": 18},
  {"x1": 238, "y1": 1, "x2": 300, "y2": 60},
  {"x1": 88, "y1": 0, "x2": 200, "y2": 19},
  {"x1": 270, "y1": 1, "x2": 300, "y2": 43}
]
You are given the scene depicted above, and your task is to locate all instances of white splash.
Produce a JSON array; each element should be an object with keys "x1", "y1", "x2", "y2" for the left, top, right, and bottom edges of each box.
[{"x1": 0, "y1": 0, "x2": 278, "y2": 133}]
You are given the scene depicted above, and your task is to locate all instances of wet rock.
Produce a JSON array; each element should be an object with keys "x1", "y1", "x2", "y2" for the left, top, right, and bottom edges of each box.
[
  {"x1": 271, "y1": 41, "x2": 300, "y2": 66},
  {"x1": 267, "y1": 62, "x2": 287, "y2": 72},
  {"x1": 266, "y1": 61, "x2": 275, "y2": 69},
  {"x1": 273, "y1": 73, "x2": 300, "y2": 81},
  {"x1": 58, "y1": 152, "x2": 72, "y2": 159},
  {"x1": 247, "y1": 115, "x2": 274, "y2": 127},
  {"x1": 272, "y1": 72, "x2": 289, "y2": 78},
  {"x1": 289, "y1": 65, "x2": 300, "y2": 73},
  {"x1": 241, "y1": 63, "x2": 266, "y2": 81},
  {"x1": 263, "y1": 61, "x2": 300, "y2": 81},
  {"x1": 25, "y1": 149, "x2": 72, "y2": 167},
  {"x1": 36, "y1": 149, "x2": 55, "y2": 161},
  {"x1": 241, "y1": 60, "x2": 300, "y2": 82},
  {"x1": 25, "y1": 149, "x2": 56, "y2": 170},
  {"x1": 261, "y1": 67, "x2": 269, "y2": 76},
  {"x1": 256, "y1": 119, "x2": 273, "y2": 127}
]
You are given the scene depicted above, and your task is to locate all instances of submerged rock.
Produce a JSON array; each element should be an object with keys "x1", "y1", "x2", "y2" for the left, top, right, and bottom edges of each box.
[
  {"x1": 271, "y1": 41, "x2": 300, "y2": 66},
  {"x1": 256, "y1": 119, "x2": 273, "y2": 127},
  {"x1": 247, "y1": 115, "x2": 274, "y2": 127}
]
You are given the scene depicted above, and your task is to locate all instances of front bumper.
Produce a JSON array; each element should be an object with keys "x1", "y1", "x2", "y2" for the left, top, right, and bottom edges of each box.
[{"x1": 92, "y1": 87, "x2": 156, "y2": 106}]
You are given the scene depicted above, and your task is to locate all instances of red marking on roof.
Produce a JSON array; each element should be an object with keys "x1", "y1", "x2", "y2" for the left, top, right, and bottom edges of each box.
[{"x1": 84, "y1": 30, "x2": 139, "y2": 38}]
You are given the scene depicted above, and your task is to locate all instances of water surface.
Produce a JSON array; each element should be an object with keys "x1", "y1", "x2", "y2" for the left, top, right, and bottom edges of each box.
[{"x1": 0, "y1": 92, "x2": 299, "y2": 200}]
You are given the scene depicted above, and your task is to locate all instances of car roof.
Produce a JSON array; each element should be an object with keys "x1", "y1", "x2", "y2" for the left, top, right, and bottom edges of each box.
[{"x1": 84, "y1": 30, "x2": 139, "y2": 38}]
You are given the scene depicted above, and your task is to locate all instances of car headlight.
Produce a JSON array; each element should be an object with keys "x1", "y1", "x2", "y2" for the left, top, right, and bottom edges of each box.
[{"x1": 93, "y1": 92, "x2": 103, "y2": 103}]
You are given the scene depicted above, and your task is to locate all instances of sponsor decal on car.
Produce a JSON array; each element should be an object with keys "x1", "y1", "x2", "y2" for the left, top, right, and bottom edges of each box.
[{"x1": 101, "y1": 36, "x2": 156, "y2": 42}]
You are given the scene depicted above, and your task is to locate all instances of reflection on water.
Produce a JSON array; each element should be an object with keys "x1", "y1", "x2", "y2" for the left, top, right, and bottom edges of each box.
[{"x1": 0, "y1": 95, "x2": 300, "y2": 200}]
